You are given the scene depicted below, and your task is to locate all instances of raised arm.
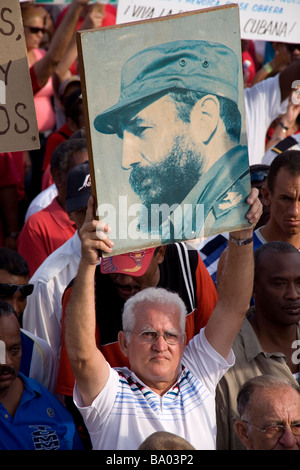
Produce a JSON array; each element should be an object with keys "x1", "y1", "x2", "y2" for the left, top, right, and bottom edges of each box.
[
  {"x1": 52, "y1": 4, "x2": 104, "y2": 96},
  {"x1": 204, "y1": 188, "x2": 262, "y2": 359},
  {"x1": 279, "y1": 58, "x2": 300, "y2": 103},
  {"x1": 32, "y1": 0, "x2": 91, "y2": 89},
  {"x1": 65, "y1": 196, "x2": 114, "y2": 406}
]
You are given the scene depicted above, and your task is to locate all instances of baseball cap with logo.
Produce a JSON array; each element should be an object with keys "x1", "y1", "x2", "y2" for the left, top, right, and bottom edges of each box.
[
  {"x1": 66, "y1": 160, "x2": 91, "y2": 212},
  {"x1": 94, "y1": 39, "x2": 239, "y2": 134},
  {"x1": 101, "y1": 248, "x2": 156, "y2": 277}
]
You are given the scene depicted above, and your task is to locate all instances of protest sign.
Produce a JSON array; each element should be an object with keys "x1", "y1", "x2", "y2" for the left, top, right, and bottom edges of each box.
[
  {"x1": 0, "y1": 0, "x2": 39, "y2": 152},
  {"x1": 116, "y1": 0, "x2": 300, "y2": 43},
  {"x1": 33, "y1": 0, "x2": 117, "y2": 4},
  {"x1": 25, "y1": 0, "x2": 300, "y2": 42},
  {"x1": 77, "y1": 5, "x2": 251, "y2": 256}
]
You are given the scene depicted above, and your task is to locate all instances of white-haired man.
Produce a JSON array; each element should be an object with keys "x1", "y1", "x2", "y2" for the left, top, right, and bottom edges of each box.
[{"x1": 65, "y1": 189, "x2": 261, "y2": 450}]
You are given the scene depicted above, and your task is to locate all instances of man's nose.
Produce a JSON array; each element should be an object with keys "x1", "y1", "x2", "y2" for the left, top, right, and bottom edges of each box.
[
  {"x1": 5, "y1": 350, "x2": 14, "y2": 367},
  {"x1": 7, "y1": 296, "x2": 23, "y2": 318},
  {"x1": 112, "y1": 273, "x2": 134, "y2": 285},
  {"x1": 288, "y1": 200, "x2": 300, "y2": 217},
  {"x1": 121, "y1": 131, "x2": 142, "y2": 169},
  {"x1": 278, "y1": 426, "x2": 298, "y2": 449},
  {"x1": 152, "y1": 334, "x2": 168, "y2": 351},
  {"x1": 285, "y1": 282, "x2": 300, "y2": 300}
]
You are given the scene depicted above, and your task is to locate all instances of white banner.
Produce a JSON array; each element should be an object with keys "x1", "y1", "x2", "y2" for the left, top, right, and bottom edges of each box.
[
  {"x1": 116, "y1": 0, "x2": 300, "y2": 43},
  {"x1": 23, "y1": 0, "x2": 300, "y2": 42},
  {"x1": 32, "y1": 0, "x2": 117, "y2": 4}
]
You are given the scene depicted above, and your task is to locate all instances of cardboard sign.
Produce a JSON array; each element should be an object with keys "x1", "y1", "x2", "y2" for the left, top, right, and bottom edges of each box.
[
  {"x1": 0, "y1": 0, "x2": 39, "y2": 152},
  {"x1": 77, "y1": 5, "x2": 251, "y2": 256}
]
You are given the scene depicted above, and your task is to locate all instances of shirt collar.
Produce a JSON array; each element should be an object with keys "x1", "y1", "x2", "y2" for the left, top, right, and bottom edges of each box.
[
  {"x1": 120, "y1": 366, "x2": 186, "y2": 398},
  {"x1": 48, "y1": 197, "x2": 76, "y2": 230},
  {"x1": 240, "y1": 308, "x2": 300, "y2": 361},
  {"x1": 18, "y1": 372, "x2": 42, "y2": 402}
]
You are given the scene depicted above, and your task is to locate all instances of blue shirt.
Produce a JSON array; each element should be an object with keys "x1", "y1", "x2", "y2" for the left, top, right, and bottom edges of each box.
[
  {"x1": 0, "y1": 373, "x2": 82, "y2": 450},
  {"x1": 199, "y1": 230, "x2": 263, "y2": 285}
]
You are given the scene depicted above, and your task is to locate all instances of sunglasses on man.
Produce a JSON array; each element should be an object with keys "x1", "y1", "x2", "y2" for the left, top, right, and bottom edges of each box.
[{"x1": 0, "y1": 283, "x2": 34, "y2": 298}]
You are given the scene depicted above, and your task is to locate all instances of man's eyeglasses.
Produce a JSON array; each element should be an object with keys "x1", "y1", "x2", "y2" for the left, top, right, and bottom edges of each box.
[
  {"x1": 0, "y1": 283, "x2": 34, "y2": 298},
  {"x1": 243, "y1": 420, "x2": 300, "y2": 439},
  {"x1": 24, "y1": 25, "x2": 45, "y2": 35},
  {"x1": 131, "y1": 329, "x2": 184, "y2": 345}
]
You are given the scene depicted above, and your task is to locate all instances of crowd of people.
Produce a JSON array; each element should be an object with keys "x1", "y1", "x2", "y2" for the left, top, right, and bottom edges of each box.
[{"x1": 0, "y1": 0, "x2": 300, "y2": 451}]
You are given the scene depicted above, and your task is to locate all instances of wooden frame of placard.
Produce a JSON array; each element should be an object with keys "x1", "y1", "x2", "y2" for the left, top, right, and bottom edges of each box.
[{"x1": 77, "y1": 5, "x2": 250, "y2": 257}]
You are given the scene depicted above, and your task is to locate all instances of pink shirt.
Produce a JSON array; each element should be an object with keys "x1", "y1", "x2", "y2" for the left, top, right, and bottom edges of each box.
[{"x1": 32, "y1": 49, "x2": 56, "y2": 132}]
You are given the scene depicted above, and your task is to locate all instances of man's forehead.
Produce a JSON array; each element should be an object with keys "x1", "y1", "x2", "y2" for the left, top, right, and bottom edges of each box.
[
  {"x1": 134, "y1": 303, "x2": 180, "y2": 324},
  {"x1": 118, "y1": 91, "x2": 178, "y2": 129},
  {"x1": 0, "y1": 270, "x2": 28, "y2": 284},
  {"x1": 260, "y1": 251, "x2": 300, "y2": 275},
  {"x1": 274, "y1": 167, "x2": 300, "y2": 186},
  {"x1": 0, "y1": 314, "x2": 21, "y2": 339}
]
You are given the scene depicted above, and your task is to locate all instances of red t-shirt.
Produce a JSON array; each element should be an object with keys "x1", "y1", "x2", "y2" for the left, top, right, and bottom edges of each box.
[
  {"x1": 17, "y1": 197, "x2": 76, "y2": 277},
  {"x1": 42, "y1": 123, "x2": 73, "y2": 172},
  {"x1": 0, "y1": 153, "x2": 21, "y2": 246}
]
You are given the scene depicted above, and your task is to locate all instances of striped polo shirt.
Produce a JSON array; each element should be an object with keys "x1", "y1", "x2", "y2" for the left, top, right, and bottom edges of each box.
[{"x1": 74, "y1": 328, "x2": 234, "y2": 450}]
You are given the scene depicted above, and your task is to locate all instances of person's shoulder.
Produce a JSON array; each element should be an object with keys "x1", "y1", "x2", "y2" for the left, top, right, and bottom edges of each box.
[
  {"x1": 23, "y1": 197, "x2": 58, "y2": 226},
  {"x1": 244, "y1": 73, "x2": 279, "y2": 98},
  {"x1": 163, "y1": 242, "x2": 199, "y2": 274},
  {"x1": 20, "y1": 372, "x2": 68, "y2": 409},
  {"x1": 19, "y1": 371, "x2": 44, "y2": 395},
  {"x1": 20, "y1": 328, "x2": 54, "y2": 355},
  {"x1": 165, "y1": 242, "x2": 198, "y2": 260},
  {"x1": 30, "y1": 234, "x2": 79, "y2": 284}
]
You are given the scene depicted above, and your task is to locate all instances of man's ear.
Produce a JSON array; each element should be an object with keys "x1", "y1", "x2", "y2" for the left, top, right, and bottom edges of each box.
[
  {"x1": 118, "y1": 331, "x2": 129, "y2": 357},
  {"x1": 234, "y1": 420, "x2": 253, "y2": 450},
  {"x1": 189, "y1": 94, "x2": 220, "y2": 144},
  {"x1": 51, "y1": 168, "x2": 63, "y2": 189},
  {"x1": 155, "y1": 246, "x2": 166, "y2": 265},
  {"x1": 261, "y1": 184, "x2": 271, "y2": 207}
]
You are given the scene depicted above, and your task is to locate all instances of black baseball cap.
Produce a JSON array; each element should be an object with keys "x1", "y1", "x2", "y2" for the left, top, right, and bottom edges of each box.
[{"x1": 66, "y1": 161, "x2": 91, "y2": 212}]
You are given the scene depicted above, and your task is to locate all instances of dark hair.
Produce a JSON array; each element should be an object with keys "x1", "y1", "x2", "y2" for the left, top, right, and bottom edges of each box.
[
  {"x1": 237, "y1": 375, "x2": 300, "y2": 418},
  {"x1": 0, "y1": 299, "x2": 17, "y2": 319},
  {"x1": 267, "y1": 150, "x2": 300, "y2": 193},
  {"x1": 64, "y1": 89, "x2": 83, "y2": 128},
  {"x1": 0, "y1": 248, "x2": 29, "y2": 278},
  {"x1": 169, "y1": 89, "x2": 242, "y2": 142},
  {"x1": 50, "y1": 138, "x2": 87, "y2": 174},
  {"x1": 254, "y1": 241, "x2": 299, "y2": 280},
  {"x1": 70, "y1": 128, "x2": 86, "y2": 140},
  {"x1": 250, "y1": 164, "x2": 269, "y2": 183}
]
